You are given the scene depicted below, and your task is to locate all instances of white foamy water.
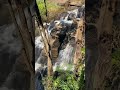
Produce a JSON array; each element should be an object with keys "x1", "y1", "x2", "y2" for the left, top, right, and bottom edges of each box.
[
  {"x1": 35, "y1": 5, "x2": 85, "y2": 90},
  {"x1": 35, "y1": 5, "x2": 85, "y2": 70},
  {"x1": 35, "y1": 36, "x2": 44, "y2": 49},
  {"x1": 57, "y1": 43, "x2": 74, "y2": 63}
]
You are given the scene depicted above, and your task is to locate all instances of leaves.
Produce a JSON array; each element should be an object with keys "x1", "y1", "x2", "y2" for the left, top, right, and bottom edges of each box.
[{"x1": 52, "y1": 69, "x2": 84, "y2": 90}]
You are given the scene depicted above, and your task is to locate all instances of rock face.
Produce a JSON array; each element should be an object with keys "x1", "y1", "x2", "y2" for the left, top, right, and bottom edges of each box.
[
  {"x1": 35, "y1": 6, "x2": 85, "y2": 73},
  {"x1": 0, "y1": 0, "x2": 35, "y2": 90},
  {"x1": 86, "y1": 0, "x2": 120, "y2": 90},
  {"x1": 74, "y1": 19, "x2": 84, "y2": 63}
]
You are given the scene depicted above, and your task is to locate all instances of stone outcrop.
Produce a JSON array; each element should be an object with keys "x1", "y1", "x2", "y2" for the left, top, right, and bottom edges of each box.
[
  {"x1": 49, "y1": 21, "x2": 74, "y2": 61},
  {"x1": 73, "y1": 18, "x2": 85, "y2": 75},
  {"x1": 48, "y1": 6, "x2": 85, "y2": 64},
  {"x1": 0, "y1": 0, "x2": 35, "y2": 90},
  {"x1": 86, "y1": 0, "x2": 120, "y2": 89}
]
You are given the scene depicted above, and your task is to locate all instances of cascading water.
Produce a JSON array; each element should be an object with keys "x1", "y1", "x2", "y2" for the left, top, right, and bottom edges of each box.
[
  {"x1": 35, "y1": 5, "x2": 85, "y2": 90},
  {"x1": 53, "y1": 43, "x2": 75, "y2": 71},
  {"x1": 58, "y1": 44, "x2": 74, "y2": 63},
  {"x1": 35, "y1": 36, "x2": 44, "y2": 62}
]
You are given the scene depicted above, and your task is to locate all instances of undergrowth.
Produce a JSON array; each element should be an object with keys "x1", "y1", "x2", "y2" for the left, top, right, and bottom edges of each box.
[{"x1": 43, "y1": 66, "x2": 85, "y2": 90}]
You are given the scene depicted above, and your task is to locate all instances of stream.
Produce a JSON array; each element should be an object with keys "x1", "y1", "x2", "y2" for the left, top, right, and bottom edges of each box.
[{"x1": 35, "y1": 5, "x2": 85, "y2": 90}]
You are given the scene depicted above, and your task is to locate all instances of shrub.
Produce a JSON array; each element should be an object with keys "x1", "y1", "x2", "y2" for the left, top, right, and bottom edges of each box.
[
  {"x1": 52, "y1": 68, "x2": 85, "y2": 90},
  {"x1": 42, "y1": 66, "x2": 85, "y2": 90}
]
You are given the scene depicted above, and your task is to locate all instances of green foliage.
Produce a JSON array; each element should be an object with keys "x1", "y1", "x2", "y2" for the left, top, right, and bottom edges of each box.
[
  {"x1": 37, "y1": 0, "x2": 47, "y2": 21},
  {"x1": 36, "y1": 0, "x2": 61, "y2": 21},
  {"x1": 52, "y1": 71, "x2": 79, "y2": 90},
  {"x1": 111, "y1": 49, "x2": 120, "y2": 61},
  {"x1": 78, "y1": 68, "x2": 85, "y2": 90},
  {"x1": 111, "y1": 49, "x2": 120, "y2": 68},
  {"x1": 42, "y1": 66, "x2": 85, "y2": 90},
  {"x1": 52, "y1": 68, "x2": 85, "y2": 90},
  {"x1": 81, "y1": 47, "x2": 85, "y2": 55}
]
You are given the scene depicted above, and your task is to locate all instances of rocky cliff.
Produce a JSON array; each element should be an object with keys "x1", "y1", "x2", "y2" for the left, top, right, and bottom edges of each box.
[
  {"x1": 86, "y1": 0, "x2": 120, "y2": 89},
  {"x1": 0, "y1": 0, "x2": 35, "y2": 90}
]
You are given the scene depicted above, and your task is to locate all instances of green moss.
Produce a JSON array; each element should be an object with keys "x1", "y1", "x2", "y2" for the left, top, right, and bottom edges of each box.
[
  {"x1": 111, "y1": 58, "x2": 120, "y2": 68},
  {"x1": 81, "y1": 47, "x2": 85, "y2": 55},
  {"x1": 111, "y1": 49, "x2": 120, "y2": 68},
  {"x1": 112, "y1": 49, "x2": 120, "y2": 60}
]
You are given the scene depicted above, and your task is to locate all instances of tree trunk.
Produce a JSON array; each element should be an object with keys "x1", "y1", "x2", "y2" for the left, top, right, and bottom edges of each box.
[
  {"x1": 0, "y1": 0, "x2": 35, "y2": 90},
  {"x1": 86, "y1": 0, "x2": 120, "y2": 89}
]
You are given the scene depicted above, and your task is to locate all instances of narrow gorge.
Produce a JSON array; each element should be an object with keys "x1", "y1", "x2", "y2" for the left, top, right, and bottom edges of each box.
[{"x1": 35, "y1": 1, "x2": 85, "y2": 89}]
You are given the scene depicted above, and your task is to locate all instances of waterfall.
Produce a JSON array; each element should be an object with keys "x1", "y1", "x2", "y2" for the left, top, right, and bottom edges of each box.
[
  {"x1": 53, "y1": 43, "x2": 75, "y2": 71},
  {"x1": 35, "y1": 36, "x2": 44, "y2": 62},
  {"x1": 58, "y1": 44, "x2": 74, "y2": 64},
  {"x1": 35, "y1": 5, "x2": 84, "y2": 90}
]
